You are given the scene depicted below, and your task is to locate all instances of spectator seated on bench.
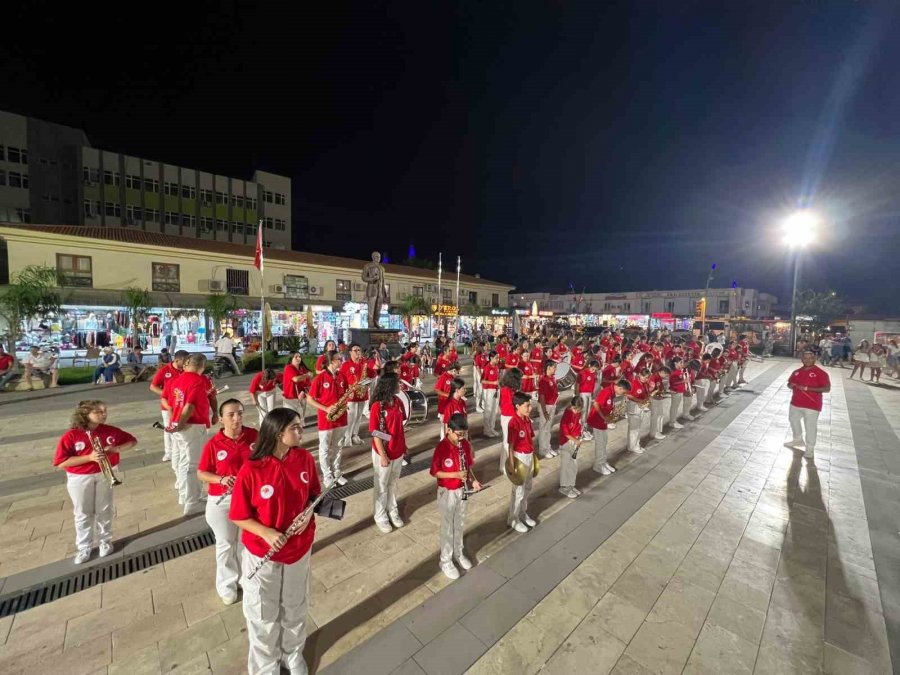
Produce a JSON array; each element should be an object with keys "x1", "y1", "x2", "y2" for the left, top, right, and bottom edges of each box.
[{"x1": 93, "y1": 347, "x2": 121, "y2": 385}]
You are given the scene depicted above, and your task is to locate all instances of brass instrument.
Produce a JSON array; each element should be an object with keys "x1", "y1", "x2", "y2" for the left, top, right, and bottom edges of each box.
[
  {"x1": 90, "y1": 434, "x2": 122, "y2": 488},
  {"x1": 607, "y1": 397, "x2": 627, "y2": 424},
  {"x1": 326, "y1": 378, "x2": 373, "y2": 422},
  {"x1": 458, "y1": 438, "x2": 489, "y2": 499},
  {"x1": 651, "y1": 377, "x2": 671, "y2": 400}
]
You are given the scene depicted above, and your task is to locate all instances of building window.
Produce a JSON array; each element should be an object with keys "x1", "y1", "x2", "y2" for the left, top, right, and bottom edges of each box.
[
  {"x1": 284, "y1": 274, "x2": 309, "y2": 299},
  {"x1": 143, "y1": 178, "x2": 159, "y2": 193},
  {"x1": 82, "y1": 167, "x2": 100, "y2": 184},
  {"x1": 181, "y1": 185, "x2": 196, "y2": 199},
  {"x1": 468, "y1": 291, "x2": 477, "y2": 305},
  {"x1": 413, "y1": 286, "x2": 424, "y2": 297},
  {"x1": 125, "y1": 174, "x2": 142, "y2": 190},
  {"x1": 0, "y1": 170, "x2": 5, "y2": 186},
  {"x1": 200, "y1": 216, "x2": 214, "y2": 232},
  {"x1": 246, "y1": 197, "x2": 257, "y2": 210},
  {"x1": 181, "y1": 214, "x2": 196, "y2": 227},
  {"x1": 216, "y1": 219, "x2": 228, "y2": 231},
  {"x1": 263, "y1": 190, "x2": 274, "y2": 203},
  {"x1": 492, "y1": 293, "x2": 500, "y2": 308},
  {"x1": 226, "y1": 269, "x2": 250, "y2": 296},
  {"x1": 274, "y1": 219, "x2": 286, "y2": 231},
  {"x1": 665, "y1": 301, "x2": 674, "y2": 313},
  {"x1": 165, "y1": 211, "x2": 179, "y2": 225},
  {"x1": 152, "y1": 262, "x2": 180, "y2": 292},
  {"x1": 145, "y1": 208, "x2": 160, "y2": 222},
  {"x1": 336, "y1": 279, "x2": 351, "y2": 302},
  {"x1": 57, "y1": 253, "x2": 93, "y2": 287},
  {"x1": 231, "y1": 195, "x2": 244, "y2": 207},
  {"x1": 103, "y1": 170, "x2": 121, "y2": 186},
  {"x1": 718, "y1": 299, "x2": 729, "y2": 314},
  {"x1": 215, "y1": 191, "x2": 227, "y2": 204},
  {"x1": 125, "y1": 205, "x2": 143, "y2": 223},
  {"x1": 15, "y1": 208, "x2": 31, "y2": 223},
  {"x1": 7, "y1": 147, "x2": 27, "y2": 164},
  {"x1": 200, "y1": 189, "x2": 213, "y2": 205},
  {"x1": 0, "y1": 145, "x2": 4, "y2": 161},
  {"x1": 623, "y1": 302, "x2": 630, "y2": 312},
  {"x1": 164, "y1": 182, "x2": 179, "y2": 196},
  {"x1": 442, "y1": 288, "x2": 452, "y2": 303},
  {"x1": 274, "y1": 192, "x2": 286, "y2": 205},
  {"x1": 8, "y1": 172, "x2": 29, "y2": 189},
  {"x1": 233, "y1": 222, "x2": 244, "y2": 234},
  {"x1": 104, "y1": 202, "x2": 122, "y2": 217}
]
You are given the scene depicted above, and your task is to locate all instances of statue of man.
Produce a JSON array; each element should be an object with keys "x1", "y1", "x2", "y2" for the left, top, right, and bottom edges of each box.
[{"x1": 361, "y1": 251, "x2": 387, "y2": 329}]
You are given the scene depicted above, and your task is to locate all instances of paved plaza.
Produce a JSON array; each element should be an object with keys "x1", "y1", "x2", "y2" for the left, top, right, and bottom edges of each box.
[{"x1": 0, "y1": 358, "x2": 898, "y2": 674}]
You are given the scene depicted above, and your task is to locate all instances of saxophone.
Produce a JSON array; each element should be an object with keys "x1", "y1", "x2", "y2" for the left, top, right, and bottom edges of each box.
[
  {"x1": 90, "y1": 434, "x2": 123, "y2": 488},
  {"x1": 607, "y1": 397, "x2": 627, "y2": 424},
  {"x1": 326, "y1": 378, "x2": 374, "y2": 422}
]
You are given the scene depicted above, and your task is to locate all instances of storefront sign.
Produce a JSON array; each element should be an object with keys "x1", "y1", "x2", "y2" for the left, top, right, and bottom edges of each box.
[
  {"x1": 651, "y1": 312, "x2": 673, "y2": 319},
  {"x1": 431, "y1": 304, "x2": 458, "y2": 317},
  {"x1": 491, "y1": 309, "x2": 510, "y2": 316},
  {"x1": 538, "y1": 311, "x2": 554, "y2": 317}
]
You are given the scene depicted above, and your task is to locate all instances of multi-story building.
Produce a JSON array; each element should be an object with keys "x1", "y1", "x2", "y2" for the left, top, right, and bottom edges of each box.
[
  {"x1": 512, "y1": 287, "x2": 778, "y2": 319},
  {"x1": 0, "y1": 110, "x2": 292, "y2": 249}
]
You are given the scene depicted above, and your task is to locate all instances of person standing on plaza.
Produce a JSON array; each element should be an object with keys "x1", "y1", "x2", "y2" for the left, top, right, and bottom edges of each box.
[
  {"x1": 557, "y1": 397, "x2": 584, "y2": 498},
  {"x1": 250, "y1": 368, "x2": 279, "y2": 425},
  {"x1": 785, "y1": 349, "x2": 831, "y2": 460},
  {"x1": 151, "y1": 349, "x2": 188, "y2": 464},
  {"x1": 434, "y1": 361, "x2": 461, "y2": 427},
  {"x1": 868, "y1": 343, "x2": 886, "y2": 383},
  {"x1": 481, "y1": 351, "x2": 501, "y2": 437},
  {"x1": 849, "y1": 340, "x2": 870, "y2": 380},
  {"x1": 308, "y1": 351, "x2": 349, "y2": 488},
  {"x1": 282, "y1": 352, "x2": 312, "y2": 421},
  {"x1": 197, "y1": 398, "x2": 256, "y2": 604},
  {"x1": 626, "y1": 368, "x2": 651, "y2": 454},
  {"x1": 167, "y1": 353, "x2": 212, "y2": 516},
  {"x1": 431, "y1": 413, "x2": 480, "y2": 579},
  {"x1": 472, "y1": 341, "x2": 487, "y2": 412},
  {"x1": 577, "y1": 360, "x2": 600, "y2": 437},
  {"x1": 507, "y1": 392, "x2": 537, "y2": 533},
  {"x1": 215, "y1": 331, "x2": 242, "y2": 375},
  {"x1": 369, "y1": 373, "x2": 407, "y2": 533},
  {"x1": 667, "y1": 356, "x2": 688, "y2": 430},
  {"x1": 588, "y1": 378, "x2": 631, "y2": 475},
  {"x1": 441, "y1": 377, "x2": 468, "y2": 441},
  {"x1": 229, "y1": 407, "x2": 319, "y2": 675},
  {"x1": 498, "y1": 367, "x2": 523, "y2": 471},
  {"x1": 536, "y1": 360, "x2": 560, "y2": 458},
  {"x1": 53, "y1": 400, "x2": 137, "y2": 564},
  {"x1": 339, "y1": 344, "x2": 368, "y2": 447},
  {"x1": 315, "y1": 339, "x2": 337, "y2": 374}
]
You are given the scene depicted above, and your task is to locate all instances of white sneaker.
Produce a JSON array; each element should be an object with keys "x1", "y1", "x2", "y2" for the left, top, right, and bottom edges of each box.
[
  {"x1": 630, "y1": 446, "x2": 645, "y2": 455},
  {"x1": 653, "y1": 433, "x2": 667, "y2": 440},
  {"x1": 672, "y1": 422, "x2": 684, "y2": 429},
  {"x1": 376, "y1": 520, "x2": 393, "y2": 533},
  {"x1": 162, "y1": 454, "x2": 171, "y2": 462},
  {"x1": 99, "y1": 543, "x2": 114, "y2": 557},
  {"x1": 523, "y1": 514, "x2": 537, "y2": 527},
  {"x1": 511, "y1": 521, "x2": 529, "y2": 533},
  {"x1": 583, "y1": 432, "x2": 594, "y2": 440},
  {"x1": 402, "y1": 455, "x2": 410, "y2": 466},
  {"x1": 335, "y1": 476, "x2": 349, "y2": 487},
  {"x1": 559, "y1": 487, "x2": 577, "y2": 499},
  {"x1": 596, "y1": 464, "x2": 614, "y2": 476},
  {"x1": 684, "y1": 414, "x2": 695, "y2": 421},
  {"x1": 221, "y1": 594, "x2": 239, "y2": 605},
  {"x1": 608, "y1": 423, "x2": 617, "y2": 430},
  {"x1": 603, "y1": 462, "x2": 617, "y2": 473},
  {"x1": 456, "y1": 554, "x2": 473, "y2": 570},
  {"x1": 352, "y1": 436, "x2": 363, "y2": 446},
  {"x1": 699, "y1": 406, "x2": 709, "y2": 412},
  {"x1": 389, "y1": 513, "x2": 404, "y2": 528},
  {"x1": 572, "y1": 488, "x2": 582, "y2": 496},
  {"x1": 804, "y1": 449, "x2": 815, "y2": 460},
  {"x1": 441, "y1": 562, "x2": 460, "y2": 580},
  {"x1": 323, "y1": 478, "x2": 335, "y2": 490},
  {"x1": 74, "y1": 549, "x2": 91, "y2": 564},
  {"x1": 476, "y1": 407, "x2": 484, "y2": 413}
]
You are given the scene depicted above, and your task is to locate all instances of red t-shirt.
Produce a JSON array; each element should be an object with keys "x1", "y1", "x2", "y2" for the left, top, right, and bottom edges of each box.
[
  {"x1": 558, "y1": 407, "x2": 582, "y2": 446},
  {"x1": 365, "y1": 358, "x2": 379, "y2": 379},
  {"x1": 431, "y1": 438, "x2": 474, "y2": 490},
  {"x1": 507, "y1": 414, "x2": 535, "y2": 454},
  {"x1": 539, "y1": 374, "x2": 559, "y2": 406},
  {"x1": 435, "y1": 372, "x2": 455, "y2": 414},
  {"x1": 587, "y1": 385, "x2": 616, "y2": 431},
  {"x1": 601, "y1": 364, "x2": 618, "y2": 386},
  {"x1": 621, "y1": 360, "x2": 634, "y2": 380},
  {"x1": 152, "y1": 364, "x2": 180, "y2": 410},
  {"x1": 669, "y1": 369, "x2": 686, "y2": 394},
  {"x1": 481, "y1": 364, "x2": 500, "y2": 389},
  {"x1": 530, "y1": 347, "x2": 544, "y2": 366},
  {"x1": 496, "y1": 343, "x2": 509, "y2": 359},
  {"x1": 499, "y1": 387, "x2": 516, "y2": 416},
  {"x1": 283, "y1": 363, "x2": 311, "y2": 399},
  {"x1": 309, "y1": 369, "x2": 347, "y2": 429},
  {"x1": 788, "y1": 366, "x2": 830, "y2": 411},
  {"x1": 0, "y1": 354, "x2": 13, "y2": 372},
  {"x1": 53, "y1": 424, "x2": 136, "y2": 475},
  {"x1": 340, "y1": 360, "x2": 369, "y2": 403},
  {"x1": 229, "y1": 448, "x2": 320, "y2": 564},
  {"x1": 441, "y1": 396, "x2": 468, "y2": 425},
  {"x1": 570, "y1": 353, "x2": 586, "y2": 372},
  {"x1": 473, "y1": 353, "x2": 488, "y2": 371},
  {"x1": 172, "y1": 371, "x2": 212, "y2": 427},
  {"x1": 433, "y1": 356, "x2": 448, "y2": 376},
  {"x1": 629, "y1": 377, "x2": 650, "y2": 401},
  {"x1": 369, "y1": 400, "x2": 407, "y2": 459},
  {"x1": 505, "y1": 353, "x2": 521, "y2": 369},
  {"x1": 198, "y1": 427, "x2": 258, "y2": 496},
  {"x1": 315, "y1": 353, "x2": 329, "y2": 372},
  {"x1": 250, "y1": 372, "x2": 276, "y2": 395},
  {"x1": 578, "y1": 369, "x2": 597, "y2": 394},
  {"x1": 520, "y1": 361, "x2": 536, "y2": 392}
]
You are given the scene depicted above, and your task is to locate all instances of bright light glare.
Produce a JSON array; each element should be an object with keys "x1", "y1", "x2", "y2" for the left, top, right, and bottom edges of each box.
[{"x1": 782, "y1": 210, "x2": 819, "y2": 248}]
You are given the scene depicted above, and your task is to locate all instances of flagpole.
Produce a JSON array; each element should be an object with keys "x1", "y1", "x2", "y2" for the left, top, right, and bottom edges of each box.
[
  {"x1": 437, "y1": 252, "x2": 442, "y2": 338},
  {"x1": 455, "y1": 255, "x2": 461, "y2": 339},
  {"x1": 258, "y1": 219, "x2": 265, "y2": 375}
]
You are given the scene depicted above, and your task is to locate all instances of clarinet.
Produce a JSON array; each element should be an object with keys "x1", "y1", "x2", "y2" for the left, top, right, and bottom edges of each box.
[{"x1": 247, "y1": 487, "x2": 332, "y2": 579}]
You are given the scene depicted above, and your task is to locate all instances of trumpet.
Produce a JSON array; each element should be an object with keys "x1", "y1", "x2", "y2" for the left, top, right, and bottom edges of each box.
[
  {"x1": 90, "y1": 435, "x2": 123, "y2": 488},
  {"x1": 326, "y1": 378, "x2": 373, "y2": 422}
]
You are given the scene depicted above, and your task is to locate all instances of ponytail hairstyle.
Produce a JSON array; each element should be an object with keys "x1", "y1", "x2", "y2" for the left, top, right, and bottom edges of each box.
[
  {"x1": 71, "y1": 399, "x2": 105, "y2": 429},
  {"x1": 500, "y1": 367, "x2": 523, "y2": 390},
  {"x1": 252, "y1": 408, "x2": 302, "y2": 460}
]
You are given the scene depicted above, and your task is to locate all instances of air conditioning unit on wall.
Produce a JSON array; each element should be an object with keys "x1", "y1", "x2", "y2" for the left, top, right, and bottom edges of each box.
[
  {"x1": 199, "y1": 279, "x2": 224, "y2": 292},
  {"x1": 270, "y1": 284, "x2": 286, "y2": 294},
  {"x1": 353, "y1": 282, "x2": 364, "y2": 291},
  {"x1": 309, "y1": 286, "x2": 321, "y2": 295}
]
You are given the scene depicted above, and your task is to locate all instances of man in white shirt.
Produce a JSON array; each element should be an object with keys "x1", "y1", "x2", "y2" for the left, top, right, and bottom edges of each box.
[
  {"x1": 214, "y1": 333, "x2": 241, "y2": 374},
  {"x1": 23, "y1": 346, "x2": 59, "y2": 389}
]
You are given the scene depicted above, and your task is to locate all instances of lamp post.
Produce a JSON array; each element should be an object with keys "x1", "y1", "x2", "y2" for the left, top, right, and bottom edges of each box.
[
  {"x1": 700, "y1": 263, "x2": 716, "y2": 338},
  {"x1": 782, "y1": 210, "x2": 818, "y2": 356}
]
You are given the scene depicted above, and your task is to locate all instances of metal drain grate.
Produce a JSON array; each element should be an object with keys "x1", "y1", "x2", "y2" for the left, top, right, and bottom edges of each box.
[
  {"x1": 0, "y1": 530, "x2": 216, "y2": 618},
  {"x1": 0, "y1": 457, "x2": 436, "y2": 618}
]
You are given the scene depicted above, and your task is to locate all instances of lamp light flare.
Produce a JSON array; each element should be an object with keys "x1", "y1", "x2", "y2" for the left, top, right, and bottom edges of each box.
[{"x1": 782, "y1": 210, "x2": 819, "y2": 248}]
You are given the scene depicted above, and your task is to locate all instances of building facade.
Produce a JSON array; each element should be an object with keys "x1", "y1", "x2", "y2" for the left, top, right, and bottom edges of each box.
[
  {"x1": 0, "y1": 110, "x2": 292, "y2": 249},
  {"x1": 512, "y1": 287, "x2": 778, "y2": 320}
]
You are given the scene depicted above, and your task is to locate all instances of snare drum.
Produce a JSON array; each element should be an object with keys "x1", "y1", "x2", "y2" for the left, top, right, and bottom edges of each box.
[
  {"x1": 396, "y1": 389, "x2": 428, "y2": 425},
  {"x1": 554, "y1": 361, "x2": 577, "y2": 392}
]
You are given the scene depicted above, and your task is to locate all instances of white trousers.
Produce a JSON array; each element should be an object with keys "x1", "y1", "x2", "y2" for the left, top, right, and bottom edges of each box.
[
  {"x1": 372, "y1": 451, "x2": 402, "y2": 525},
  {"x1": 649, "y1": 398, "x2": 669, "y2": 436},
  {"x1": 706, "y1": 380, "x2": 718, "y2": 403},
  {"x1": 726, "y1": 363, "x2": 738, "y2": 389},
  {"x1": 537, "y1": 405, "x2": 556, "y2": 456},
  {"x1": 592, "y1": 429, "x2": 609, "y2": 471},
  {"x1": 256, "y1": 391, "x2": 276, "y2": 425},
  {"x1": 482, "y1": 389, "x2": 499, "y2": 435},
  {"x1": 205, "y1": 495, "x2": 241, "y2": 598},
  {"x1": 717, "y1": 374, "x2": 727, "y2": 397},
  {"x1": 694, "y1": 381, "x2": 709, "y2": 407},
  {"x1": 669, "y1": 393, "x2": 684, "y2": 425},
  {"x1": 66, "y1": 472, "x2": 113, "y2": 553},
  {"x1": 558, "y1": 441, "x2": 578, "y2": 488},
  {"x1": 626, "y1": 411, "x2": 644, "y2": 453},
  {"x1": 682, "y1": 392, "x2": 694, "y2": 418},
  {"x1": 789, "y1": 405, "x2": 820, "y2": 451},
  {"x1": 242, "y1": 549, "x2": 310, "y2": 675},
  {"x1": 579, "y1": 393, "x2": 592, "y2": 428},
  {"x1": 437, "y1": 486, "x2": 467, "y2": 565},
  {"x1": 507, "y1": 451, "x2": 534, "y2": 524},
  {"x1": 473, "y1": 368, "x2": 483, "y2": 409},
  {"x1": 499, "y1": 415, "x2": 512, "y2": 471},
  {"x1": 283, "y1": 397, "x2": 307, "y2": 423},
  {"x1": 161, "y1": 409, "x2": 173, "y2": 460},
  {"x1": 174, "y1": 425, "x2": 207, "y2": 513},
  {"x1": 318, "y1": 428, "x2": 344, "y2": 486},
  {"x1": 343, "y1": 401, "x2": 366, "y2": 445}
]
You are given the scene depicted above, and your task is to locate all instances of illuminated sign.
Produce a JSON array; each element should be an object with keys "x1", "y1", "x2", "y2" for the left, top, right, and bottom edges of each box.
[
  {"x1": 651, "y1": 313, "x2": 673, "y2": 319},
  {"x1": 431, "y1": 304, "x2": 458, "y2": 317}
]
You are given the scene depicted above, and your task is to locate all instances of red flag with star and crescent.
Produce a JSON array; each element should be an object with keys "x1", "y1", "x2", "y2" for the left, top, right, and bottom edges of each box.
[{"x1": 254, "y1": 223, "x2": 264, "y2": 273}]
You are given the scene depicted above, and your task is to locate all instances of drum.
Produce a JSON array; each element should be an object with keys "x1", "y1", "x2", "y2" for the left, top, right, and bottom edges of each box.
[
  {"x1": 396, "y1": 389, "x2": 428, "y2": 425},
  {"x1": 554, "y1": 361, "x2": 577, "y2": 391}
]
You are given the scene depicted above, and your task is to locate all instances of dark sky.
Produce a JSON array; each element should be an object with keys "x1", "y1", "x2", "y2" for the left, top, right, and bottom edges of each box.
[{"x1": 3, "y1": 1, "x2": 900, "y2": 312}]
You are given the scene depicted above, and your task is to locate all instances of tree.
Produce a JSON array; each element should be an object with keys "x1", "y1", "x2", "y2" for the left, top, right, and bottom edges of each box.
[
  {"x1": 0, "y1": 265, "x2": 62, "y2": 362},
  {"x1": 459, "y1": 303, "x2": 484, "y2": 318},
  {"x1": 122, "y1": 287, "x2": 152, "y2": 350},
  {"x1": 204, "y1": 293, "x2": 236, "y2": 342},
  {"x1": 398, "y1": 294, "x2": 430, "y2": 333},
  {"x1": 795, "y1": 289, "x2": 846, "y2": 335}
]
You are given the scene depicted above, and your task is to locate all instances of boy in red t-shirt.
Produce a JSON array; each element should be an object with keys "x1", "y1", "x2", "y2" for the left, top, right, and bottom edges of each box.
[
  {"x1": 481, "y1": 351, "x2": 501, "y2": 437},
  {"x1": 441, "y1": 377, "x2": 468, "y2": 441},
  {"x1": 307, "y1": 351, "x2": 348, "y2": 488},
  {"x1": 557, "y1": 397, "x2": 584, "y2": 498},
  {"x1": 506, "y1": 392, "x2": 537, "y2": 533},
  {"x1": 537, "y1": 360, "x2": 560, "y2": 458},
  {"x1": 785, "y1": 350, "x2": 831, "y2": 460},
  {"x1": 249, "y1": 368, "x2": 279, "y2": 424},
  {"x1": 588, "y1": 379, "x2": 631, "y2": 476},
  {"x1": 431, "y1": 413, "x2": 481, "y2": 579}
]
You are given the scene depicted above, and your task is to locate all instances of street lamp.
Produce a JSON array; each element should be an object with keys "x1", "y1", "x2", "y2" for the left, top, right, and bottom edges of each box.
[
  {"x1": 783, "y1": 210, "x2": 819, "y2": 355},
  {"x1": 700, "y1": 263, "x2": 716, "y2": 337}
]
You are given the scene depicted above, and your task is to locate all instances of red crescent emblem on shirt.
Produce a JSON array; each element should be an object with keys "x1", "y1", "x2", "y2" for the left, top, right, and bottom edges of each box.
[
  {"x1": 216, "y1": 449, "x2": 228, "y2": 461},
  {"x1": 165, "y1": 372, "x2": 172, "y2": 378},
  {"x1": 75, "y1": 441, "x2": 86, "y2": 451},
  {"x1": 443, "y1": 457, "x2": 453, "y2": 468},
  {"x1": 300, "y1": 471, "x2": 310, "y2": 484},
  {"x1": 323, "y1": 382, "x2": 330, "y2": 389},
  {"x1": 106, "y1": 436, "x2": 115, "y2": 446},
  {"x1": 260, "y1": 485, "x2": 274, "y2": 499},
  {"x1": 519, "y1": 430, "x2": 525, "y2": 438}
]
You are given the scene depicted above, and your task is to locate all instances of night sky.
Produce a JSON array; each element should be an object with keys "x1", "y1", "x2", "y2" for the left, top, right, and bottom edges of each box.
[{"x1": 3, "y1": 1, "x2": 900, "y2": 312}]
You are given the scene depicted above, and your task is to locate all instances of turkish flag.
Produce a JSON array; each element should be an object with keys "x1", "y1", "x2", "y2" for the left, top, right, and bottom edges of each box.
[{"x1": 254, "y1": 222, "x2": 264, "y2": 273}]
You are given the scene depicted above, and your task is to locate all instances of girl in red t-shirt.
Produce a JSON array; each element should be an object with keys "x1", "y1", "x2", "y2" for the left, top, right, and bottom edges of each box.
[
  {"x1": 53, "y1": 399, "x2": 137, "y2": 564},
  {"x1": 369, "y1": 373, "x2": 408, "y2": 532},
  {"x1": 557, "y1": 397, "x2": 584, "y2": 498},
  {"x1": 229, "y1": 407, "x2": 320, "y2": 675},
  {"x1": 197, "y1": 398, "x2": 257, "y2": 604},
  {"x1": 498, "y1": 367, "x2": 523, "y2": 472}
]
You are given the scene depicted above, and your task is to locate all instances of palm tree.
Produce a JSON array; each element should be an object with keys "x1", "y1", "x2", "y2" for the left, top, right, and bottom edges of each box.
[
  {"x1": 122, "y1": 287, "x2": 152, "y2": 350},
  {"x1": 204, "y1": 294, "x2": 236, "y2": 342},
  {"x1": 398, "y1": 294, "x2": 430, "y2": 334}
]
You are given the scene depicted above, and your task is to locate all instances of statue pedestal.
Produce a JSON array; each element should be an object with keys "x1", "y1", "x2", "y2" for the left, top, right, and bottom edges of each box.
[{"x1": 349, "y1": 328, "x2": 403, "y2": 357}]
